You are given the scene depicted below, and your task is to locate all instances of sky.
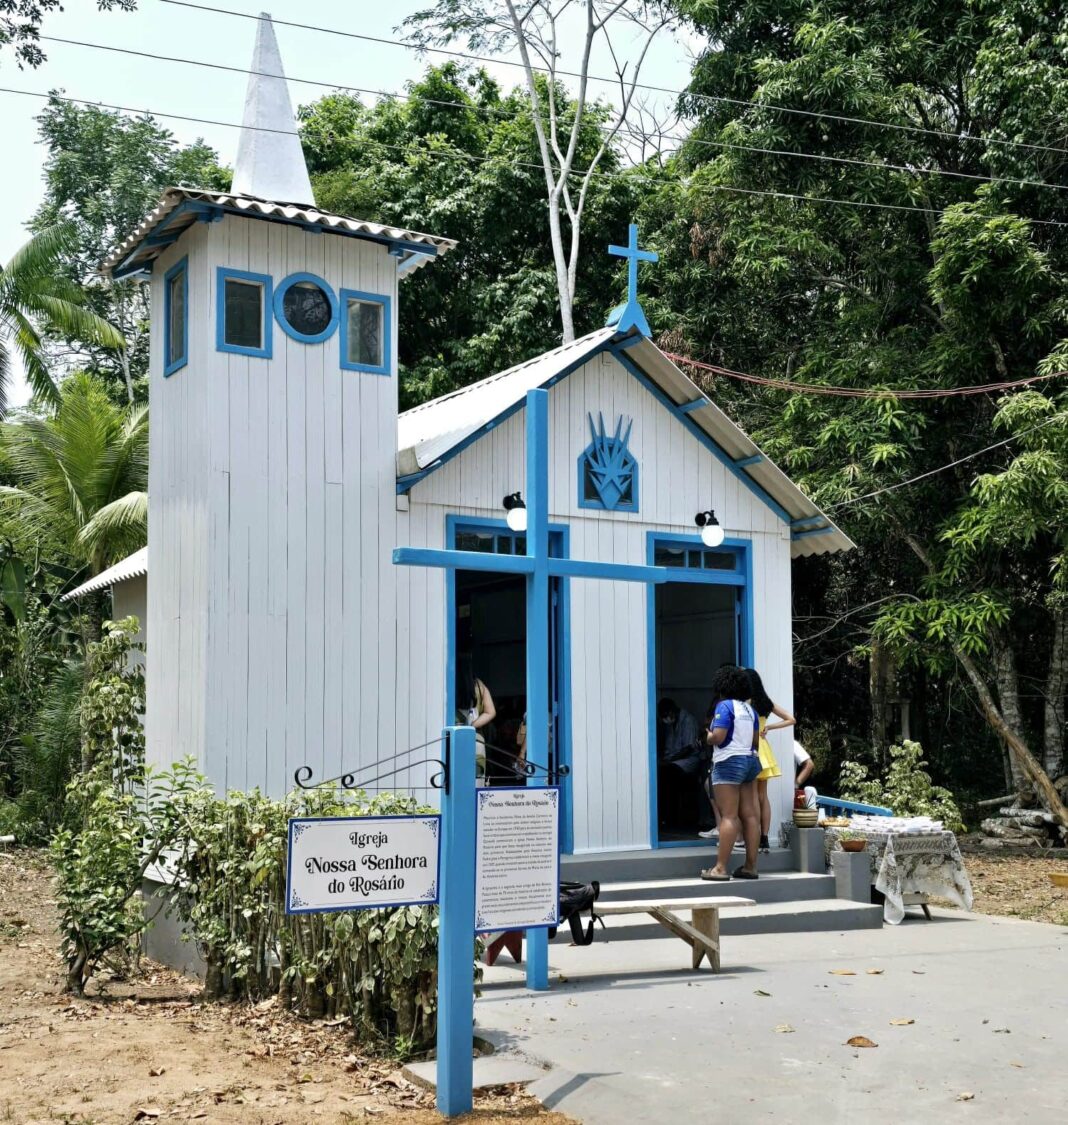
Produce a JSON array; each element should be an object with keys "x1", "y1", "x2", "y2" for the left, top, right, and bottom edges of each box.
[{"x1": 1, "y1": 0, "x2": 700, "y2": 409}]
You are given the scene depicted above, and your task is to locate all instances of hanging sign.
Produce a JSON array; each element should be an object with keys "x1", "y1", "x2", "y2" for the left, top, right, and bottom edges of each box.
[
  {"x1": 475, "y1": 787, "x2": 560, "y2": 933},
  {"x1": 286, "y1": 814, "x2": 440, "y2": 914}
]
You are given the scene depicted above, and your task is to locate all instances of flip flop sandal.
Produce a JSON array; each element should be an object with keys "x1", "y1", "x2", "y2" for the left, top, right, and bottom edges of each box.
[
  {"x1": 732, "y1": 868, "x2": 759, "y2": 880},
  {"x1": 700, "y1": 869, "x2": 731, "y2": 882}
]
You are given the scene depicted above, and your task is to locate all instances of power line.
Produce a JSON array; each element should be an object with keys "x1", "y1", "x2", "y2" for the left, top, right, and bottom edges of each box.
[
  {"x1": 37, "y1": 33, "x2": 1068, "y2": 198},
  {"x1": 829, "y1": 412, "x2": 1067, "y2": 510},
  {"x1": 10, "y1": 86, "x2": 1068, "y2": 229},
  {"x1": 158, "y1": 0, "x2": 1068, "y2": 164},
  {"x1": 667, "y1": 352, "x2": 1068, "y2": 398}
]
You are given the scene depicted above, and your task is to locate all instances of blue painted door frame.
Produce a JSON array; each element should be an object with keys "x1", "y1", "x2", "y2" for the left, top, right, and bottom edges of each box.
[
  {"x1": 645, "y1": 533, "x2": 754, "y2": 850},
  {"x1": 444, "y1": 514, "x2": 574, "y2": 855}
]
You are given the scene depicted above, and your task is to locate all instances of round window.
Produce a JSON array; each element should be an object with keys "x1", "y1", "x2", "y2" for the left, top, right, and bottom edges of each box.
[{"x1": 282, "y1": 280, "x2": 333, "y2": 338}]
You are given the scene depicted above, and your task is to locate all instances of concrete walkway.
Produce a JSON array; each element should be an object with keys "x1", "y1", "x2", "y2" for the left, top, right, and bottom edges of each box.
[{"x1": 476, "y1": 910, "x2": 1068, "y2": 1123}]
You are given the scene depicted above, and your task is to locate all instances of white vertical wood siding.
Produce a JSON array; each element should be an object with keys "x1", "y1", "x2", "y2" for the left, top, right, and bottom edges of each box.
[
  {"x1": 146, "y1": 216, "x2": 399, "y2": 794},
  {"x1": 406, "y1": 350, "x2": 795, "y2": 851},
  {"x1": 147, "y1": 230, "x2": 792, "y2": 853}
]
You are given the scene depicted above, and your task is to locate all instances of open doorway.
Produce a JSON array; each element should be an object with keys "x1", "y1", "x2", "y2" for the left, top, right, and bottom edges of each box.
[
  {"x1": 449, "y1": 523, "x2": 570, "y2": 847},
  {"x1": 653, "y1": 581, "x2": 742, "y2": 843}
]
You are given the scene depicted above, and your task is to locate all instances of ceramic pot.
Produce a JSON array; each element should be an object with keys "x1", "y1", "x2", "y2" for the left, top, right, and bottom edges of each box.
[{"x1": 840, "y1": 838, "x2": 867, "y2": 853}]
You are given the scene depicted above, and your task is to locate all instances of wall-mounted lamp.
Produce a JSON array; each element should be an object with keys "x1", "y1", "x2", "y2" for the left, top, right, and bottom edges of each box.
[
  {"x1": 695, "y1": 509, "x2": 725, "y2": 548},
  {"x1": 503, "y1": 491, "x2": 528, "y2": 532}
]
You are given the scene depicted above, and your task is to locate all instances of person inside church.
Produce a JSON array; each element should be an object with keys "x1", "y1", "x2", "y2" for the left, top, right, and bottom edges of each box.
[
  {"x1": 457, "y1": 653, "x2": 496, "y2": 784},
  {"x1": 656, "y1": 698, "x2": 708, "y2": 832},
  {"x1": 794, "y1": 729, "x2": 818, "y2": 809}
]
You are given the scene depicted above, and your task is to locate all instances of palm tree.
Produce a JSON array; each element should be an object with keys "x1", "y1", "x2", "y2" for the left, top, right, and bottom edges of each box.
[
  {"x1": 0, "y1": 224, "x2": 125, "y2": 415},
  {"x1": 0, "y1": 372, "x2": 147, "y2": 576}
]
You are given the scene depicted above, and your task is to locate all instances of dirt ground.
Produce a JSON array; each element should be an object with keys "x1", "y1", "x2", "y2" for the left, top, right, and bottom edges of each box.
[
  {"x1": 955, "y1": 851, "x2": 1068, "y2": 926},
  {"x1": 0, "y1": 850, "x2": 573, "y2": 1125}
]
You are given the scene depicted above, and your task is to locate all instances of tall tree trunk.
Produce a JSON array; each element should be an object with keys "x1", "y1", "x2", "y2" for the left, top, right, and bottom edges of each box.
[
  {"x1": 1044, "y1": 603, "x2": 1067, "y2": 777},
  {"x1": 901, "y1": 532, "x2": 1068, "y2": 830},
  {"x1": 869, "y1": 637, "x2": 892, "y2": 766},
  {"x1": 993, "y1": 642, "x2": 1028, "y2": 792}
]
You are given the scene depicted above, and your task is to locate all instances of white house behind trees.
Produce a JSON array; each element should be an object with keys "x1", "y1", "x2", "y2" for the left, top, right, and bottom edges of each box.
[{"x1": 69, "y1": 14, "x2": 852, "y2": 858}]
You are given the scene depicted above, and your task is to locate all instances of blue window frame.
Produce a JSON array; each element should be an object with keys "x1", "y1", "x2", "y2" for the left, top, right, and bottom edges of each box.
[
  {"x1": 445, "y1": 515, "x2": 574, "y2": 855},
  {"x1": 273, "y1": 271, "x2": 339, "y2": 344},
  {"x1": 216, "y1": 267, "x2": 272, "y2": 359},
  {"x1": 577, "y1": 412, "x2": 638, "y2": 512},
  {"x1": 339, "y1": 289, "x2": 391, "y2": 375},
  {"x1": 646, "y1": 532, "x2": 753, "y2": 849},
  {"x1": 163, "y1": 256, "x2": 188, "y2": 377}
]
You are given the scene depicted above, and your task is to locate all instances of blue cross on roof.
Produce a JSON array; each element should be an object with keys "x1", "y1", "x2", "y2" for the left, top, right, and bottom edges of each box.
[{"x1": 606, "y1": 222, "x2": 658, "y2": 338}]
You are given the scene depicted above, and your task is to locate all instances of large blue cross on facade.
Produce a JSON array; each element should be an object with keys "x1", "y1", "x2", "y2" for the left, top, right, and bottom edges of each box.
[
  {"x1": 393, "y1": 389, "x2": 672, "y2": 967},
  {"x1": 606, "y1": 222, "x2": 658, "y2": 337}
]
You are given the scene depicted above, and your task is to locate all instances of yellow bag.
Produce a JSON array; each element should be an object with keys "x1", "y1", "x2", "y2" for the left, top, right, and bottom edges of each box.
[{"x1": 756, "y1": 735, "x2": 781, "y2": 780}]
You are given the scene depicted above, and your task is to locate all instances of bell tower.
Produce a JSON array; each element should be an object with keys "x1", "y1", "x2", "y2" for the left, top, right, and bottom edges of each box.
[{"x1": 102, "y1": 13, "x2": 454, "y2": 793}]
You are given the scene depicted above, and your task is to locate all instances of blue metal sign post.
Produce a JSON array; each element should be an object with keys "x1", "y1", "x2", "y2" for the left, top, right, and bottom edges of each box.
[{"x1": 436, "y1": 724, "x2": 477, "y2": 1117}]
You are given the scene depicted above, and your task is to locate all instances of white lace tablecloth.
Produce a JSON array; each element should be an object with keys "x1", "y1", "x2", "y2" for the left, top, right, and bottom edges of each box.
[{"x1": 824, "y1": 828, "x2": 974, "y2": 925}]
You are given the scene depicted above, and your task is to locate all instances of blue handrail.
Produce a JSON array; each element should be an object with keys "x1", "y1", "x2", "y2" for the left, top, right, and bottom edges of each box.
[{"x1": 816, "y1": 796, "x2": 893, "y2": 817}]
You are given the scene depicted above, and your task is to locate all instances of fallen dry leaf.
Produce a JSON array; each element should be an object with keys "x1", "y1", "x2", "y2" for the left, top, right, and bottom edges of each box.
[
  {"x1": 830, "y1": 969, "x2": 856, "y2": 976},
  {"x1": 134, "y1": 1109, "x2": 162, "y2": 1121},
  {"x1": 753, "y1": 989, "x2": 771, "y2": 997},
  {"x1": 148, "y1": 1066, "x2": 166, "y2": 1076},
  {"x1": 1010, "y1": 1061, "x2": 1026, "y2": 1068},
  {"x1": 866, "y1": 968, "x2": 884, "y2": 975},
  {"x1": 845, "y1": 1036, "x2": 878, "y2": 1048},
  {"x1": 889, "y1": 1018, "x2": 915, "y2": 1026},
  {"x1": 957, "y1": 1092, "x2": 975, "y2": 1102},
  {"x1": 774, "y1": 1024, "x2": 795, "y2": 1034}
]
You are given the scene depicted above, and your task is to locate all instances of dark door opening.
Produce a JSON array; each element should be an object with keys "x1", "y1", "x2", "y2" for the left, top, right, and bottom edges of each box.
[{"x1": 654, "y1": 582, "x2": 741, "y2": 842}]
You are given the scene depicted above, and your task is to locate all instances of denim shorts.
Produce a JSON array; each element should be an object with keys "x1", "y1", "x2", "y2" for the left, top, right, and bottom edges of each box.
[{"x1": 711, "y1": 753, "x2": 761, "y2": 786}]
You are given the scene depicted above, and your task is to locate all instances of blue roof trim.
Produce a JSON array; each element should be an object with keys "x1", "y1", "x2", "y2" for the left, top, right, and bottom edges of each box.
[
  {"x1": 792, "y1": 526, "x2": 837, "y2": 541},
  {"x1": 678, "y1": 397, "x2": 707, "y2": 414},
  {"x1": 734, "y1": 453, "x2": 763, "y2": 468},
  {"x1": 608, "y1": 343, "x2": 793, "y2": 526},
  {"x1": 791, "y1": 515, "x2": 827, "y2": 531}
]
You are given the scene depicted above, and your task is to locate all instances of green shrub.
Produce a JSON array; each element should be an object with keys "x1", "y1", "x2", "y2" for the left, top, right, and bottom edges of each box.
[
  {"x1": 171, "y1": 785, "x2": 464, "y2": 1052},
  {"x1": 838, "y1": 739, "x2": 964, "y2": 831},
  {"x1": 51, "y1": 758, "x2": 202, "y2": 994}
]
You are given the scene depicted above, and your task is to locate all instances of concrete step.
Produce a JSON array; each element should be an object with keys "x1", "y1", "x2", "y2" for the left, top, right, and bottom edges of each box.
[
  {"x1": 590, "y1": 898, "x2": 883, "y2": 941},
  {"x1": 594, "y1": 871, "x2": 835, "y2": 906},
  {"x1": 562, "y1": 845, "x2": 794, "y2": 883}
]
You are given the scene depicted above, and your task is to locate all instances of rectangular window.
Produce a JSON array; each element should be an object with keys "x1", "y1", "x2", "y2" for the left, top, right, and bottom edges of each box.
[
  {"x1": 215, "y1": 268, "x2": 272, "y2": 358},
  {"x1": 224, "y1": 280, "x2": 263, "y2": 348},
  {"x1": 163, "y1": 257, "x2": 188, "y2": 376},
  {"x1": 340, "y1": 289, "x2": 391, "y2": 375}
]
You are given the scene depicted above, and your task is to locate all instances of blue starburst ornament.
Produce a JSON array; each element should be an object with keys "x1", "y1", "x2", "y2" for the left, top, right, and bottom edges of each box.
[{"x1": 579, "y1": 412, "x2": 638, "y2": 511}]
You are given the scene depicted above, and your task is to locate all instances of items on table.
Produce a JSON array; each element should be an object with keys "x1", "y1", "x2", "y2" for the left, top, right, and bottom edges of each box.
[{"x1": 842, "y1": 814, "x2": 944, "y2": 835}]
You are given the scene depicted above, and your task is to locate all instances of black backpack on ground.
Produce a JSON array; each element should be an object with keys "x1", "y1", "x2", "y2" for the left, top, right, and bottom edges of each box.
[{"x1": 550, "y1": 879, "x2": 602, "y2": 946}]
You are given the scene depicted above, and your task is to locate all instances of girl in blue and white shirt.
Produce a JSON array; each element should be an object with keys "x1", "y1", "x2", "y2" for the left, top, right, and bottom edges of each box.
[{"x1": 700, "y1": 665, "x2": 761, "y2": 882}]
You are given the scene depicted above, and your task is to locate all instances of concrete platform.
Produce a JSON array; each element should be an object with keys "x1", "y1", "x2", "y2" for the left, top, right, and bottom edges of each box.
[
  {"x1": 403, "y1": 1054, "x2": 548, "y2": 1092},
  {"x1": 562, "y1": 844, "x2": 794, "y2": 882},
  {"x1": 477, "y1": 910, "x2": 1068, "y2": 1124}
]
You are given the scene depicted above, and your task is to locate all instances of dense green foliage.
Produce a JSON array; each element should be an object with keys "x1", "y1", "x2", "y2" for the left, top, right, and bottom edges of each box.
[
  {"x1": 30, "y1": 97, "x2": 229, "y2": 401},
  {"x1": 641, "y1": 0, "x2": 1068, "y2": 800},
  {"x1": 172, "y1": 787, "x2": 460, "y2": 1052},
  {"x1": 300, "y1": 64, "x2": 640, "y2": 406}
]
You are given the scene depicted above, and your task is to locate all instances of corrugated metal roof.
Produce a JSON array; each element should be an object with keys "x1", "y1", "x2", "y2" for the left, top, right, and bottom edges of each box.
[
  {"x1": 397, "y1": 329, "x2": 854, "y2": 558},
  {"x1": 102, "y1": 188, "x2": 457, "y2": 279},
  {"x1": 62, "y1": 548, "x2": 147, "y2": 601}
]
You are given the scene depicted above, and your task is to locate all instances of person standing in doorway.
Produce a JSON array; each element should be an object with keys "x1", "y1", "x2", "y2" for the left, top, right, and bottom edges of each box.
[
  {"x1": 700, "y1": 665, "x2": 761, "y2": 881},
  {"x1": 745, "y1": 668, "x2": 796, "y2": 853},
  {"x1": 794, "y1": 734, "x2": 817, "y2": 809},
  {"x1": 456, "y1": 653, "x2": 496, "y2": 783}
]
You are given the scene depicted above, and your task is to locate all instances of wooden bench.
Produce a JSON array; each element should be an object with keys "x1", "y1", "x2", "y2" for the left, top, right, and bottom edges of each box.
[{"x1": 596, "y1": 896, "x2": 755, "y2": 971}]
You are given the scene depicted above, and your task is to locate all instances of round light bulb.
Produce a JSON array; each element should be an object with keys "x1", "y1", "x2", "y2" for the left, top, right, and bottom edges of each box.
[
  {"x1": 701, "y1": 521, "x2": 725, "y2": 548},
  {"x1": 506, "y1": 506, "x2": 528, "y2": 533}
]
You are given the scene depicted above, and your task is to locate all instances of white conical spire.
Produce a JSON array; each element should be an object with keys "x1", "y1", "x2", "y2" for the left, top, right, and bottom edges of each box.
[{"x1": 231, "y1": 12, "x2": 315, "y2": 205}]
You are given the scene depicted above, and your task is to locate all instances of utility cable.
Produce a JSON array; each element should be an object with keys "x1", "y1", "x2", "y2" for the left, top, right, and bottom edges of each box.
[
  {"x1": 35, "y1": 33, "x2": 1068, "y2": 197},
  {"x1": 667, "y1": 352, "x2": 1068, "y2": 398},
  {"x1": 9, "y1": 86, "x2": 1068, "y2": 228},
  {"x1": 828, "y1": 411, "x2": 1067, "y2": 510},
  {"x1": 158, "y1": 0, "x2": 1068, "y2": 163}
]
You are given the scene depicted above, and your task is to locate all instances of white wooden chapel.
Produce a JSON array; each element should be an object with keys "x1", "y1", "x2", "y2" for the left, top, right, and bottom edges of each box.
[{"x1": 74, "y1": 14, "x2": 853, "y2": 857}]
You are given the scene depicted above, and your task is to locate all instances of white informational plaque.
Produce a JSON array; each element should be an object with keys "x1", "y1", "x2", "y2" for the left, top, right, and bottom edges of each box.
[
  {"x1": 475, "y1": 786, "x2": 560, "y2": 933},
  {"x1": 286, "y1": 815, "x2": 440, "y2": 915}
]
